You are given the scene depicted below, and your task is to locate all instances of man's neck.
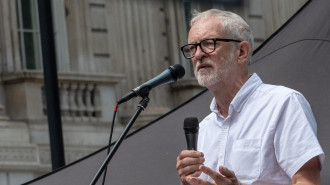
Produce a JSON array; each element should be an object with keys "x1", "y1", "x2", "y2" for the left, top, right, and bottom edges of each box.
[{"x1": 210, "y1": 74, "x2": 250, "y2": 117}]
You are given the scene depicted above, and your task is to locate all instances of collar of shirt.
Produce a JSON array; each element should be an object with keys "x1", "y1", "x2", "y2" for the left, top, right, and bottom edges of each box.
[{"x1": 210, "y1": 73, "x2": 263, "y2": 117}]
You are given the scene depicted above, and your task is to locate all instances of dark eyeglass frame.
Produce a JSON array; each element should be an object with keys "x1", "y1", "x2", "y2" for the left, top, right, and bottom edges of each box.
[{"x1": 180, "y1": 38, "x2": 241, "y2": 59}]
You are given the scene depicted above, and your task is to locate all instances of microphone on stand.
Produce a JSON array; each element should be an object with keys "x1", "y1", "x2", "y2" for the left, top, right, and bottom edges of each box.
[
  {"x1": 183, "y1": 117, "x2": 199, "y2": 150},
  {"x1": 117, "y1": 64, "x2": 185, "y2": 105},
  {"x1": 91, "y1": 64, "x2": 185, "y2": 185}
]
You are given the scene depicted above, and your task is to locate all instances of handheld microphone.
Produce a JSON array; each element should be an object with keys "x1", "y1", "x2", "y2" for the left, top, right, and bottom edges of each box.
[
  {"x1": 117, "y1": 64, "x2": 185, "y2": 104},
  {"x1": 183, "y1": 117, "x2": 199, "y2": 150}
]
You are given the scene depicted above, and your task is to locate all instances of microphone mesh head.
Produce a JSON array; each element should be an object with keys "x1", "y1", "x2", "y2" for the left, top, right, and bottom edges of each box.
[
  {"x1": 184, "y1": 117, "x2": 199, "y2": 134},
  {"x1": 170, "y1": 64, "x2": 185, "y2": 81}
]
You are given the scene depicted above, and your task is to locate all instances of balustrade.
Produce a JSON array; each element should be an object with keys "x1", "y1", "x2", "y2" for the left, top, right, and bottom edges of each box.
[{"x1": 42, "y1": 82, "x2": 102, "y2": 121}]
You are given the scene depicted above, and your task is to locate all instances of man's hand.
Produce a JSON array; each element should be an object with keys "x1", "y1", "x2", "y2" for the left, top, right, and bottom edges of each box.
[
  {"x1": 186, "y1": 165, "x2": 243, "y2": 185},
  {"x1": 176, "y1": 150, "x2": 205, "y2": 185}
]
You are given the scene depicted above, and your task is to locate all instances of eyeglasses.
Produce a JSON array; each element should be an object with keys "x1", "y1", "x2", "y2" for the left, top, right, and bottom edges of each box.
[{"x1": 180, "y1": 38, "x2": 241, "y2": 59}]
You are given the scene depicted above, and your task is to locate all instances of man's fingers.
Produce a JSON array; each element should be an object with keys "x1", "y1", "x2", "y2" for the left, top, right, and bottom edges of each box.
[
  {"x1": 179, "y1": 169, "x2": 202, "y2": 183},
  {"x1": 219, "y1": 166, "x2": 236, "y2": 178},
  {"x1": 186, "y1": 176, "x2": 214, "y2": 185},
  {"x1": 219, "y1": 166, "x2": 240, "y2": 184},
  {"x1": 178, "y1": 150, "x2": 204, "y2": 160},
  {"x1": 178, "y1": 155, "x2": 205, "y2": 167},
  {"x1": 188, "y1": 165, "x2": 240, "y2": 185},
  {"x1": 177, "y1": 164, "x2": 201, "y2": 177},
  {"x1": 179, "y1": 169, "x2": 202, "y2": 185},
  {"x1": 176, "y1": 150, "x2": 205, "y2": 184},
  {"x1": 199, "y1": 165, "x2": 225, "y2": 182},
  {"x1": 176, "y1": 156, "x2": 205, "y2": 172},
  {"x1": 190, "y1": 170, "x2": 202, "y2": 177},
  {"x1": 176, "y1": 151, "x2": 205, "y2": 173}
]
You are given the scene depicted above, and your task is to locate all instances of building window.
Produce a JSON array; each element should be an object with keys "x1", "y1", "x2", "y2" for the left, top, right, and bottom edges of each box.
[
  {"x1": 184, "y1": 1, "x2": 192, "y2": 33},
  {"x1": 183, "y1": 1, "x2": 194, "y2": 77},
  {"x1": 16, "y1": 0, "x2": 42, "y2": 70}
]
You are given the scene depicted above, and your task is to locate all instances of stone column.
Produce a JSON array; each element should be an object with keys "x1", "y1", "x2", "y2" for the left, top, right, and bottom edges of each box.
[
  {"x1": 0, "y1": 103, "x2": 9, "y2": 120},
  {"x1": 0, "y1": 97, "x2": 9, "y2": 121},
  {"x1": 0, "y1": 81, "x2": 9, "y2": 120}
]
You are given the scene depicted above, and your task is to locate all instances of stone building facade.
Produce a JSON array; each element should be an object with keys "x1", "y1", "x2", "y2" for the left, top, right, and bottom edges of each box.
[{"x1": 0, "y1": 0, "x2": 307, "y2": 184}]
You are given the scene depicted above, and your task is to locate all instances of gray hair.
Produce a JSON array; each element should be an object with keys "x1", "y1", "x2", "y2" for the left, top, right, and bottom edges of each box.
[{"x1": 190, "y1": 9, "x2": 254, "y2": 63}]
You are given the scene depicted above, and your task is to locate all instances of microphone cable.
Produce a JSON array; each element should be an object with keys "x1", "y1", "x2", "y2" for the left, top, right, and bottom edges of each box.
[{"x1": 101, "y1": 104, "x2": 119, "y2": 185}]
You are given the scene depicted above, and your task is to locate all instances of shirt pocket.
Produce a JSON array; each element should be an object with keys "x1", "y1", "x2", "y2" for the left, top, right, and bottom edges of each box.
[{"x1": 230, "y1": 139, "x2": 261, "y2": 181}]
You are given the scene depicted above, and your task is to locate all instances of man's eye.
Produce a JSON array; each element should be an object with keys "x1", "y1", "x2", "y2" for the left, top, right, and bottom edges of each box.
[
  {"x1": 202, "y1": 41, "x2": 214, "y2": 48},
  {"x1": 188, "y1": 45, "x2": 196, "y2": 50}
]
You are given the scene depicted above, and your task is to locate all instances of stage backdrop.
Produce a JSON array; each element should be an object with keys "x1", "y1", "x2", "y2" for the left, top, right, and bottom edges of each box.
[{"x1": 24, "y1": 0, "x2": 329, "y2": 184}]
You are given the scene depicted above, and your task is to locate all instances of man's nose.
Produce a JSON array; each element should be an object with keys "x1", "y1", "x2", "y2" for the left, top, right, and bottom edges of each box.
[{"x1": 194, "y1": 45, "x2": 207, "y2": 60}]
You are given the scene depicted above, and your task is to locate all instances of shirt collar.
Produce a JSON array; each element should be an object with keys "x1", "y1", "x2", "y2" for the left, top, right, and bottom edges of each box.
[{"x1": 210, "y1": 73, "x2": 263, "y2": 115}]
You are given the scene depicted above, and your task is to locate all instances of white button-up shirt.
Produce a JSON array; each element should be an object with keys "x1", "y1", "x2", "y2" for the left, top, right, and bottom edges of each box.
[{"x1": 198, "y1": 73, "x2": 324, "y2": 185}]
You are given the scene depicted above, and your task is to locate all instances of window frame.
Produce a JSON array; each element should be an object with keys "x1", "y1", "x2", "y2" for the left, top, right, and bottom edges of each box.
[{"x1": 16, "y1": 0, "x2": 43, "y2": 70}]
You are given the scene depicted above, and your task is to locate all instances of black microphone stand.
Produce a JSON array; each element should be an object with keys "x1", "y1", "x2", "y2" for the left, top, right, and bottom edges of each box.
[{"x1": 89, "y1": 95, "x2": 150, "y2": 185}]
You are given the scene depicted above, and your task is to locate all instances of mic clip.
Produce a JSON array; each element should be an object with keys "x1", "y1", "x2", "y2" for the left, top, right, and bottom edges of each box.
[
  {"x1": 117, "y1": 85, "x2": 152, "y2": 105},
  {"x1": 133, "y1": 84, "x2": 152, "y2": 98}
]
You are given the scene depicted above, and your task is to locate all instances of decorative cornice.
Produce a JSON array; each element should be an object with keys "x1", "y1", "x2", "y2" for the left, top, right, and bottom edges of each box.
[
  {"x1": 39, "y1": 146, "x2": 100, "y2": 164},
  {"x1": 0, "y1": 144, "x2": 99, "y2": 171},
  {"x1": 1, "y1": 70, "x2": 125, "y2": 85},
  {"x1": 0, "y1": 145, "x2": 38, "y2": 164}
]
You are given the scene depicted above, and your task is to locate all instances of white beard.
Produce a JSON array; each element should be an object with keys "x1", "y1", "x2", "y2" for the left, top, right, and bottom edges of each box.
[
  {"x1": 194, "y1": 54, "x2": 234, "y2": 87},
  {"x1": 194, "y1": 65, "x2": 222, "y2": 87}
]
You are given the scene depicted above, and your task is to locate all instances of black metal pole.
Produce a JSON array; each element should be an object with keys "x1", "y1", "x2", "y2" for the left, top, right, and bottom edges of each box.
[{"x1": 38, "y1": 0, "x2": 65, "y2": 170}]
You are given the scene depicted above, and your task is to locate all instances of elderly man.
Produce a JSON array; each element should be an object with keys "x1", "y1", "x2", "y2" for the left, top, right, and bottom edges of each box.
[{"x1": 176, "y1": 9, "x2": 324, "y2": 185}]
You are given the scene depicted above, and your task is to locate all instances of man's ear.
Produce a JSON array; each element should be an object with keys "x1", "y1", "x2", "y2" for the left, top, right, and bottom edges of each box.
[{"x1": 237, "y1": 41, "x2": 251, "y2": 65}]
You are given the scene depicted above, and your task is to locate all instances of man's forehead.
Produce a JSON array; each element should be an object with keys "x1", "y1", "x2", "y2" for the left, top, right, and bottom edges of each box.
[{"x1": 188, "y1": 18, "x2": 223, "y2": 42}]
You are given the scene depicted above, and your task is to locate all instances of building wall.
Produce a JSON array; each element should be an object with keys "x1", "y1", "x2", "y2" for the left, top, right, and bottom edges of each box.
[{"x1": 0, "y1": 0, "x2": 308, "y2": 184}]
